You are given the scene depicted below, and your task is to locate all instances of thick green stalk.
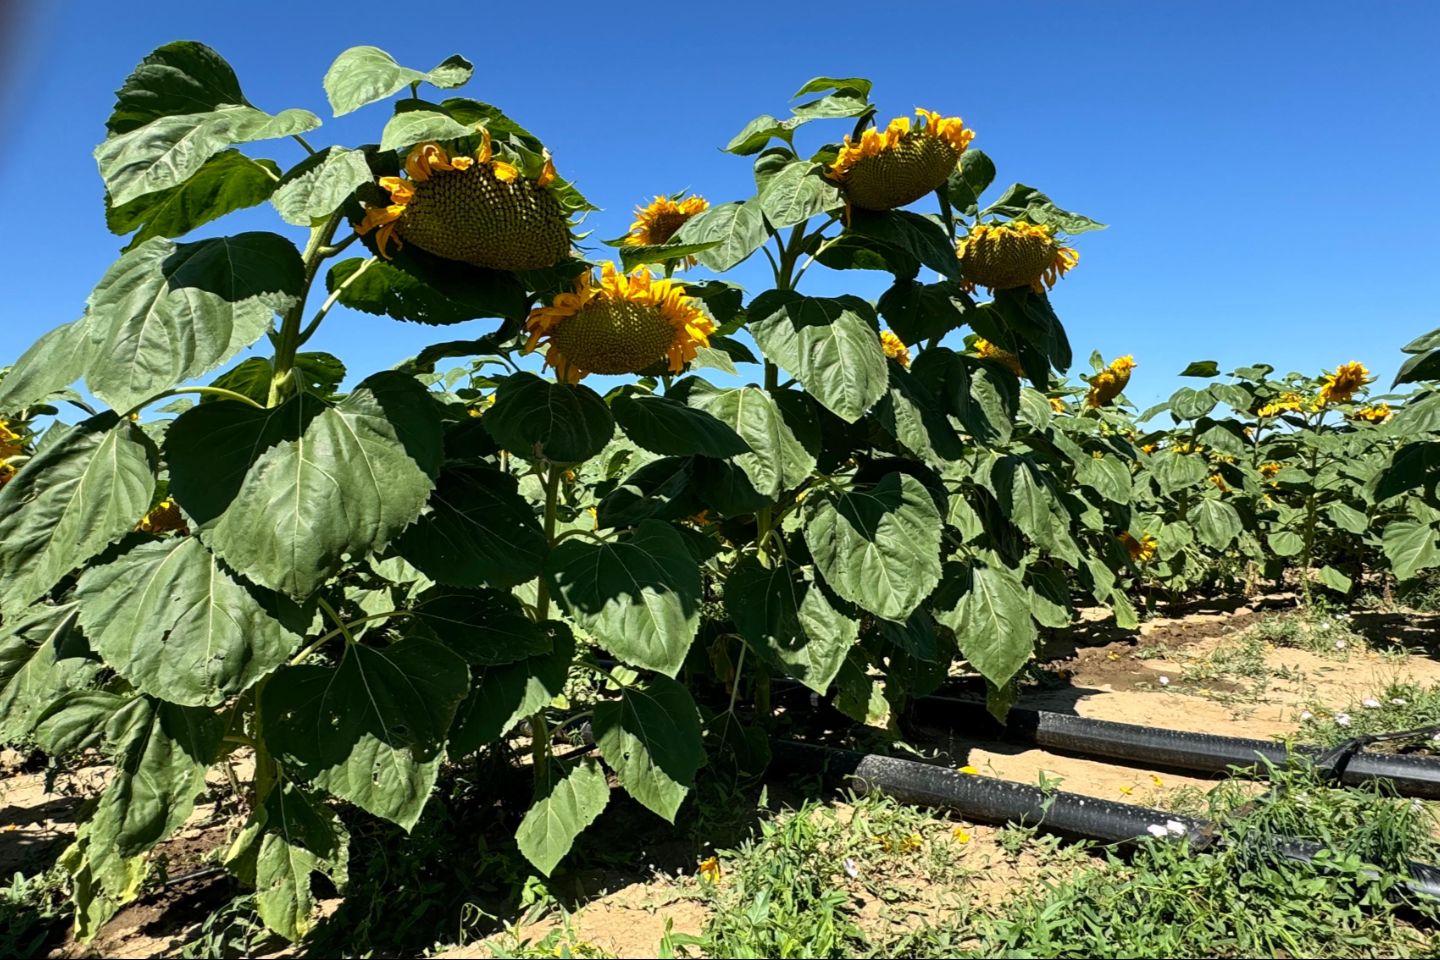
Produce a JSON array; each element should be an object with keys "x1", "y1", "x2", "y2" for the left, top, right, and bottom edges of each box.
[
  {"x1": 529, "y1": 466, "x2": 564, "y2": 786},
  {"x1": 268, "y1": 213, "x2": 344, "y2": 407}
]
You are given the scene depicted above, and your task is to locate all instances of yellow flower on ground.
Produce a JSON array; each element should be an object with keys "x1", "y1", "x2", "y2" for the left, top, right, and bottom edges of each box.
[
  {"x1": 357, "y1": 137, "x2": 571, "y2": 272},
  {"x1": 627, "y1": 194, "x2": 708, "y2": 247},
  {"x1": 958, "y1": 765, "x2": 979, "y2": 775},
  {"x1": 1119, "y1": 531, "x2": 1157, "y2": 563},
  {"x1": 957, "y1": 221, "x2": 1079, "y2": 293},
  {"x1": 698, "y1": 856, "x2": 721, "y2": 882},
  {"x1": 880, "y1": 329, "x2": 911, "y2": 368},
  {"x1": 1316, "y1": 361, "x2": 1372, "y2": 407},
  {"x1": 1255, "y1": 391, "x2": 1306, "y2": 418},
  {"x1": 137, "y1": 499, "x2": 187, "y2": 535},
  {"x1": 1118, "y1": 785, "x2": 1134, "y2": 796},
  {"x1": 900, "y1": 832, "x2": 924, "y2": 854},
  {"x1": 951, "y1": 826, "x2": 971, "y2": 843},
  {"x1": 1086, "y1": 355, "x2": 1136, "y2": 408},
  {"x1": 827, "y1": 108, "x2": 975, "y2": 211},
  {"x1": 974, "y1": 337, "x2": 1025, "y2": 376},
  {"x1": 1049, "y1": 397, "x2": 1067, "y2": 414},
  {"x1": 524, "y1": 262, "x2": 714, "y2": 382},
  {"x1": 1351, "y1": 402, "x2": 1391, "y2": 423}
]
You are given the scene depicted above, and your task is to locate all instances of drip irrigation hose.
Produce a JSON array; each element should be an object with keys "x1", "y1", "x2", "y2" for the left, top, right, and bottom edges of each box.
[
  {"x1": 907, "y1": 698, "x2": 1440, "y2": 800},
  {"x1": 773, "y1": 740, "x2": 1440, "y2": 901}
]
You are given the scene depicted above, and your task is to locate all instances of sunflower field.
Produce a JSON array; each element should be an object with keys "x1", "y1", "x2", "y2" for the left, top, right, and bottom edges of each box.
[{"x1": 4, "y1": 40, "x2": 1440, "y2": 944}]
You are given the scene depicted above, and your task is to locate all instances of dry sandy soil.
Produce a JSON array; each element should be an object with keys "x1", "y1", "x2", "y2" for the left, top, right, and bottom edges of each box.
[{"x1": 5, "y1": 594, "x2": 1439, "y2": 958}]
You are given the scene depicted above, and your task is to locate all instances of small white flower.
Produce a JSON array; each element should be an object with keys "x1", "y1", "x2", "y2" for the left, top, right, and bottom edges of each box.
[
  {"x1": 1391, "y1": 698, "x2": 1408, "y2": 706},
  {"x1": 1300, "y1": 711, "x2": 1314, "y2": 721},
  {"x1": 1165, "y1": 820, "x2": 1187, "y2": 836},
  {"x1": 1336, "y1": 713, "x2": 1352, "y2": 727},
  {"x1": 1146, "y1": 824, "x2": 1169, "y2": 838},
  {"x1": 843, "y1": 857, "x2": 858, "y2": 878},
  {"x1": 1363, "y1": 698, "x2": 1382, "y2": 709},
  {"x1": 1430, "y1": 732, "x2": 1440, "y2": 743},
  {"x1": 1158, "y1": 676, "x2": 1170, "y2": 687},
  {"x1": 1335, "y1": 639, "x2": 1347, "y2": 650}
]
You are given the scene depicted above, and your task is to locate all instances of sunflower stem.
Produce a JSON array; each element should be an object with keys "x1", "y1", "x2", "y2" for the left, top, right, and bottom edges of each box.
[
  {"x1": 270, "y1": 212, "x2": 344, "y2": 407},
  {"x1": 292, "y1": 134, "x2": 318, "y2": 156}
]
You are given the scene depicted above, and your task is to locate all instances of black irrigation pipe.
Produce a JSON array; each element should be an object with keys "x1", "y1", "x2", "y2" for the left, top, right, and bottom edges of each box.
[
  {"x1": 908, "y1": 698, "x2": 1440, "y2": 800},
  {"x1": 773, "y1": 740, "x2": 1440, "y2": 901}
]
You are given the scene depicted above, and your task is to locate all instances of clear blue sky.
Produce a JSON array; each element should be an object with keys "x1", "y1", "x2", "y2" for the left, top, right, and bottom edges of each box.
[{"x1": 5, "y1": 0, "x2": 1439, "y2": 407}]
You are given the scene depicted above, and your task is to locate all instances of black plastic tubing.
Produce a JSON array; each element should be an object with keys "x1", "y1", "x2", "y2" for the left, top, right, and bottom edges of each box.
[{"x1": 909, "y1": 698, "x2": 1440, "y2": 800}]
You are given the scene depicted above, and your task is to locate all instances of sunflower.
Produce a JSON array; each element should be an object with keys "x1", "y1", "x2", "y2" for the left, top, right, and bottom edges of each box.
[
  {"x1": 1351, "y1": 402, "x2": 1392, "y2": 423},
  {"x1": 1316, "y1": 361, "x2": 1372, "y2": 407},
  {"x1": 1049, "y1": 397, "x2": 1067, "y2": 414},
  {"x1": 357, "y1": 136, "x2": 570, "y2": 272},
  {"x1": 137, "y1": 498, "x2": 187, "y2": 535},
  {"x1": 525, "y1": 262, "x2": 714, "y2": 382},
  {"x1": 957, "y1": 221, "x2": 1079, "y2": 293},
  {"x1": 880, "y1": 329, "x2": 911, "y2": 368},
  {"x1": 1119, "y1": 531, "x2": 1157, "y2": 563},
  {"x1": 974, "y1": 337, "x2": 1024, "y2": 376},
  {"x1": 1086, "y1": 355, "x2": 1136, "y2": 408},
  {"x1": 827, "y1": 108, "x2": 974, "y2": 211},
  {"x1": 1209, "y1": 474, "x2": 1229, "y2": 493},
  {"x1": 627, "y1": 194, "x2": 708, "y2": 247},
  {"x1": 0, "y1": 461, "x2": 14, "y2": 491},
  {"x1": 1255, "y1": 391, "x2": 1306, "y2": 418},
  {"x1": 0, "y1": 420, "x2": 22, "y2": 460}
]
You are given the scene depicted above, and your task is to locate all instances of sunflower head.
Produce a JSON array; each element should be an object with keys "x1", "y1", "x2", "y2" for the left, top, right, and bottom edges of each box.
[
  {"x1": 973, "y1": 337, "x2": 1025, "y2": 377},
  {"x1": 1209, "y1": 473, "x2": 1229, "y2": 493},
  {"x1": 1086, "y1": 355, "x2": 1136, "y2": 408},
  {"x1": 524, "y1": 263, "x2": 715, "y2": 382},
  {"x1": 827, "y1": 108, "x2": 974, "y2": 212},
  {"x1": 1351, "y1": 402, "x2": 1392, "y2": 423},
  {"x1": 880, "y1": 329, "x2": 911, "y2": 368},
  {"x1": 1255, "y1": 391, "x2": 1306, "y2": 418},
  {"x1": 1316, "y1": 361, "x2": 1372, "y2": 407},
  {"x1": 1049, "y1": 397, "x2": 1067, "y2": 414},
  {"x1": 0, "y1": 419, "x2": 22, "y2": 461},
  {"x1": 1260, "y1": 461, "x2": 1282, "y2": 478},
  {"x1": 1119, "y1": 531, "x2": 1157, "y2": 563},
  {"x1": 0, "y1": 460, "x2": 14, "y2": 490},
  {"x1": 957, "y1": 221, "x2": 1079, "y2": 293},
  {"x1": 357, "y1": 136, "x2": 571, "y2": 272},
  {"x1": 627, "y1": 194, "x2": 709, "y2": 247},
  {"x1": 137, "y1": 498, "x2": 188, "y2": 535}
]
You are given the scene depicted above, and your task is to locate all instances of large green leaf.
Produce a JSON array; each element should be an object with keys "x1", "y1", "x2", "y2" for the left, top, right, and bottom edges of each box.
[
  {"x1": 484, "y1": 372, "x2": 615, "y2": 464},
  {"x1": 396, "y1": 466, "x2": 547, "y2": 589},
  {"x1": 0, "y1": 321, "x2": 95, "y2": 410},
  {"x1": 379, "y1": 109, "x2": 475, "y2": 152},
  {"x1": 327, "y1": 256, "x2": 528, "y2": 326},
  {"x1": 449, "y1": 626, "x2": 574, "y2": 755},
  {"x1": 597, "y1": 457, "x2": 703, "y2": 528},
  {"x1": 224, "y1": 783, "x2": 349, "y2": 942},
  {"x1": 1190, "y1": 498, "x2": 1243, "y2": 550},
  {"x1": 749, "y1": 291, "x2": 888, "y2": 423},
  {"x1": 263, "y1": 636, "x2": 468, "y2": 829},
  {"x1": 876, "y1": 279, "x2": 969, "y2": 345},
  {"x1": 202, "y1": 373, "x2": 441, "y2": 598},
  {"x1": 0, "y1": 604, "x2": 99, "y2": 743},
  {"x1": 97, "y1": 105, "x2": 320, "y2": 206},
  {"x1": 82, "y1": 233, "x2": 304, "y2": 412},
  {"x1": 271, "y1": 146, "x2": 373, "y2": 226},
  {"x1": 936, "y1": 563, "x2": 1036, "y2": 687},
  {"x1": 516, "y1": 759, "x2": 610, "y2": 876},
  {"x1": 547, "y1": 520, "x2": 701, "y2": 677},
  {"x1": 684, "y1": 381, "x2": 815, "y2": 498},
  {"x1": 324, "y1": 47, "x2": 473, "y2": 116},
  {"x1": 876, "y1": 362, "x2": 965, "y2": 465},
  {"x1": 405, "y1": 586, "x2": 551, "y2": 666},
  {"x1": 672, "y1": 200, "x2": 768, "y2": 272},
  {"x1": 106, "y1": 150, "x2": 280, "y2": 249},
  {"x1": 944, "y1": 149, "x2": 996, "y2": 215},
  {"x1": 725, "y1": 555, "x2": 858, "y2": 694},
  {"x1": 724, "y1": 114, "x2": 805, "y2": 155},
  {"x1": 1383, "y1": 518, "x2": 1440, "y2": 581},
  {"x1": 75, "y1": 537, "x2": 302, "y2": 707},
  {"x1": 804, "y1": 472, "x2": 942, "y2": 622},
  {"x1": 757, "y1": 161, "x2": 842, "y2": 229},
  {"x1": 594, "y1": 676, "x2": 704, "y2": 822},
  {"x1": 838, "y1": 210, "x2": 961, "y2": 280},
  {"x1": 0, "y1": 414, "x2": 156, "y2": 613},
  {"x1": 93, "y1": 697, "x2": 223, "y2": 858},
  {"x1": 105, "y1": 41, "x2": 246, "y2": 136},
  {"x1": 611, "y1": 390, "x2": 750, "y2": 458}
]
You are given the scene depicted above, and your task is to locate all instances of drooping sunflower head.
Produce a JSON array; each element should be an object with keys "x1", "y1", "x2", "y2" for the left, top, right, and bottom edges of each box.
[
  {"x1": 0, "y1": 419, "x2": 22, "y2": 461},
  {"x1": 627, "y1": 194, "x2": 709, "y2": 247},
  {"x1": 973, "y1": 337, "x2": 1025, "y2": 377},
  {"x1": 1260, "y1": 461, "x2": 1282, "y2": 478},
  {"x1": 1316, "y1": 361, "x2": 1372, "y2": 407},
  {"x1": 137, "y1": 498, "x2": 188, "y2": 535},
  {"x1": 1049, "y1": 397, "x2": 1067, "y2": 414},
  {"x1": 1209, "y1": 473, "x2": 1229, "y2": 493},
  {"x1": 957, "y1": 221, "x2": 1079, "y2": 293},
  {"x1": 880, "y1": 329, "x2": 911, "y2": 368},
  {"x1": 827, "y1": 108, "x2": 974, "y2": 211},
  {"x1": 0, "y1": 460, "x2": 14, "y2": 490},
  {"x1": 357, "y1": 135, "x2": 572, "y2": 272},
  {"x1": 1351, "y1": 402, "x2": 1392, "y2": 423},
  {"x1": 524, "y1": 263, "x2": 715, "y2": 382},
  {"x1": 1086, "y1": 355, "x2": 1136, "y2": 408},
  {"x1": 1119, "y1": 531, "x2": 1157, "y2": 563}
]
